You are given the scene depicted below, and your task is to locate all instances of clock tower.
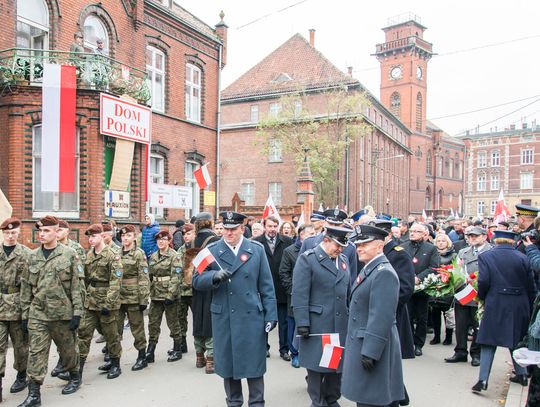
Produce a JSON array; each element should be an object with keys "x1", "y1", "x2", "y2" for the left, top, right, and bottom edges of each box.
[{"x1": 374, "y1": 14, "x2": 433, "y2": 133}]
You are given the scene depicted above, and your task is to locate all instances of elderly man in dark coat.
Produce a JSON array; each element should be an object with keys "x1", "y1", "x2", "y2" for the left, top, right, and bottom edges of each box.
[
  {"x1": 342, "y1": 225, "x2": 404, "y2": 407},
  {"x1": 472, "y1": 230, "x2": 535, "y2": 393},
  {"x1": 292, "y1": 226, "x2": 351, "y2": 407},
  {"x1": 192, "y1": 211, "x2": 277, "y2": 407}
]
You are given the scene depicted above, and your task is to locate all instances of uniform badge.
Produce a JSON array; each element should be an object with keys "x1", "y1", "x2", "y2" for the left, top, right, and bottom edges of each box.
[
  {"x1": 175, "y1": 267, "x2": 181, "y2": 274},
  {"x1": 334, "y1": 208, "x2": 339, "y2": 216},
  {"x1": 143, "y1": 267, "x2": 148, "y2": 274},
  {"x1": 412, "y1": 257, "x2": 418, "y2": 264},
  {"x1": 77, "y1": 264, "x2": 84, "y2": 274},
  {"x1": 356, "y1": 275, "x2": 362, "y2": 284},
  {"x1": 341, "y1": 263, "x2": 347, "y2": 270},
  {"x1": 7, "y1": 224, "x2": 13, "y2": 229},
  {"x1": 227, "y1": 211, "x2": 233, "y2": 220},
  {"x1": 114, "y1": 255, "x2": 120, "y2": 261},
  {"x1": 115, "y1": 270, "x2": 123, "y2": 278},
  {"x1": 240, "y1": 254, "x2": 248, "y2": 262}
]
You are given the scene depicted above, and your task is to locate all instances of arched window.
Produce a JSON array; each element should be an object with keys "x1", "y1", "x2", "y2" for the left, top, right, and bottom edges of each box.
[
  {"x1": 16, "y1": 0, "x2": 49, "y2": 50},
  {"x1": 390, "y1": 92, "x2": 401, "y2": 118},
  {"x1": 426, "y1": 150, "x2": 432, "y2": 175},
  {"x1": 83, "y1": 14, "x2": 109, "y2": 55},
  {"x1": 416, "y1": 92, "x2": 422, "y2": 132}
]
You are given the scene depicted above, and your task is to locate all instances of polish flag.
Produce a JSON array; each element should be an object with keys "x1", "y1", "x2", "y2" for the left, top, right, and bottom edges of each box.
[
  {"x1": 41, "y1": 64, "x2": 77, "y2": 192},
  {"x1": 194, "y1": 164, "x2": 212, "y2": 189},
  {"x1": 319, "y1": 344, "x2": 344, "y2": 370},
  {"x1": 262, "y1": 195, "x2": 282, "y2": 224},
  {"x1": 321, "y1": 333, "x2": 340, "y2": 351},
  {"x1": 192, "y1": 247, "x2": 216, "y2": 274},
  {"x1": 297, "y1": 212, "x2": 305, "y2": 227},
  {"x1": 494, "y1": 189, "x2": 512, "y2": 224},
  {"x1": 420, "y1": 209, "x2": 428, "y2": 222},
  {"x1": 455, "y1": 283, "x2": 477, "y2": 305}
]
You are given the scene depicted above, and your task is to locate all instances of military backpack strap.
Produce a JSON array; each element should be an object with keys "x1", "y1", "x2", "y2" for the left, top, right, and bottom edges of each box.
[{"x1": 200, "y1": 235, "x2": 215, "y2": 250}]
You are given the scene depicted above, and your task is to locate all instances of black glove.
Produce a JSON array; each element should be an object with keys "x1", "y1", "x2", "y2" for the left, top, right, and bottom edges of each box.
[
  {"x1": 21, "y1": 319, "x2": 28, "y2": 333},
  {"x1": 139, "y1": 304, "x2": 147, "y2": 312},
  {"x1": 361, "y1": 356, "x2": 376, "y2": 372},
  {"x1": 297, "y1": 326, "x2": 310, "y2": 338},
  {"x1": 100, "y1": 308, "x2": 110, "y2": 316},
  {"x1": 164, "y1": 299, "x2": 174, "y2": 306},
  {"x1": 212, "y1": 269, "x2": 232, "y2": 284},
  {"x1": 69, "y1": 315, "x2": 81, "y2": 331},
  {"x1": 265, "y1": 321, "x2": 277, "y2": 332}
]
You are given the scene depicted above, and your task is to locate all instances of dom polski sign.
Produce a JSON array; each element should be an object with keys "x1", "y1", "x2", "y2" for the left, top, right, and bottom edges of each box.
[{"x1": 100, "y1": 93, "x2": 151, "y2": 144}]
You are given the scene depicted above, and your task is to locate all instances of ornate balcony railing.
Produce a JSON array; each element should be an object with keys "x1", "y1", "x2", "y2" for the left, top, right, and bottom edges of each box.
[{"x1": 0, "y1": 48, "x2": 151, "y2": 104}]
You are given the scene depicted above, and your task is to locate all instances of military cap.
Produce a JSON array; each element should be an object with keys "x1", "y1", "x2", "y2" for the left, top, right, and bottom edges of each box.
[
  {"x1": 183, "y1": 223, "x2": 194, "y2": 232},
  {"x1": 35, "y1": 215, "x2": 59, "y2": 229},
  {"x1": 516, "y1": 204, "x2": 540, "y2": 216},
  {"x1": 102, "y1": 223, "x2": 113, "y2": 232},
  {"x1": 465, "y1": 226, "x2": 486, "y2": 235},
  {"x1": 85, "y1": 224, "x2": 103, "y2": 236},
  {"x1": 220, "y1": 211, "x2": 247, "y2": 229},
  {"x1": 120, "y1": 224, "x2": 136, "y2": 235},
  {"x1": 498, "y1": 221, "x2": 510, "y2": 228},
  {"x1": 367, "y1": 219, "x2": 393, "y2": 232},
  {"x1": 175, "y1": 219, "x2": 185, "y2": 228},
  {"x1": 351, "y1": 209, "x2": 367, "y2": 222},
  {"x1": 323, "y1": 226, "x2": 351, "y2": 247},
  {"x1": 0, "y1": 217, "x2": 21, "y2": 230},
  {"x1": 310, "y1": 211, "x2": 325, "y2": 221},
  {"x1": 155, "y1": 230, "x2": 172, "y2": 240},
  {"x1": 323, "y1": 208, "x2": 348, "y2": 225},
  {"x1": 195, "y1": 212, "x2": 213, "y2": 222},
  {"x1": 58, "y1": 219, "x2": 70, "y2": 229},
  {"x1": 349, "y1": 224, "x2": 388, "y2": 245},
  {"x1": 493, "y1": 230, "x2": 518, "y2": 240}
]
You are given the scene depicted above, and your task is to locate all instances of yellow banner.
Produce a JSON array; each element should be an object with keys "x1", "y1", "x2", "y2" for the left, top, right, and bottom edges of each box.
[{"x1": 109, "y1": 139, "x2": 134, "y2": 192}]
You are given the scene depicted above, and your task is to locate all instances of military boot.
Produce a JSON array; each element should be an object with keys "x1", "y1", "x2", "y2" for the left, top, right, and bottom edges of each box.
[
  {"x1": 50, "y1": 360, "x2": 64, "y2": 377},
  {"x1": 131, "y1": 349, "x2": 148, "y2": 371},
  {"x1": 17, "y1": 381, "x2": 40, "y2": 407},
  {"x1": 196, "y1": 352, "x2": 206, "y2": 368},
  {"x1": 167, "y1": 341, "x2": 182, "y2": 362},
  {"x1": 106, "y1": 358, "x2": 122, "y2": 379},
  {"x1": 145, "y1": 343, "x2": 156, "y2": 363},
  {"x1": 205, "y1": 356, "x2": 215, "y2": 374},
  {"x1": 180, "y1": 336, "x2": 188, "y2": 354},
  {"x1": 10, "y1": 370, "x2": 27, "y2": 393},
  {"x1": 103, "y1": 353, "x2": 110, "y2": 363},
  {"x1": 61, "y1": 372, "x2": 81, "y2": 395},
  {"x1": 98, "y1": 359, "x2": 112, "y2": 371},
  {"x1": 56, "y1": 371, "x2": 70, "y2": 381},
  {"x1": 79, "y1": 358, "x2": 86, "y2": 380}
]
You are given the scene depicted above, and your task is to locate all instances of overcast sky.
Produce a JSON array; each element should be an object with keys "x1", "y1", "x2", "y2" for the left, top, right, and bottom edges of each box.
[{"x1": 178, "y1": 0, "x2": 540, "y2": 137}]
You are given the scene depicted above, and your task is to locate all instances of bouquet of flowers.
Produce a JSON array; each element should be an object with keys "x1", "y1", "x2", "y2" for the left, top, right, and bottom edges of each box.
[{"x1": 415, "y1": 258, "x2": 466, "y2": 298}]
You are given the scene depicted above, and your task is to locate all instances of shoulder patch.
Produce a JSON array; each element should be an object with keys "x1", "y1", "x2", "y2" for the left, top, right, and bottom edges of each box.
[
  {"x1": 114, "y1": 255, "x2": 121, "y2": 261},
  {"x1": 175, "y1": 267, "x2": 181, "y2": 274},
  {"x1": 304, "y1": 249, "x2": 315, "y2": 256},
  {"x1": 77, "y1": 264, "x2": 84, "y2": 274},
  {"x1": 143, "y1": 267, "x2": 148, "y2": 274},
  {"x1": 115, "y1": 270, "x2": 123, "y2": 278},
  {"x1": 394, "y1": 246, "x2": 403, "y2": 251}
]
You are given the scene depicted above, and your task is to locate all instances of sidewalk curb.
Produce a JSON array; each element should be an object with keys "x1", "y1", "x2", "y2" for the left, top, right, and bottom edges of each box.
[{"x1": 505, "y1": 381, "x2": 527, "y2": 407}]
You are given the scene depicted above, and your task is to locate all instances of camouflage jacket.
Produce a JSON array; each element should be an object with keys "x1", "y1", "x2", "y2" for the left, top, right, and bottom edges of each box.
[
  {"x1": 120, "y1": 246, "x2": 150, "y2": 306},
  {"x1": 173, "y1": 245, "x2": 194, "y2": 298},
  {"x1": 84, "y1": 245, "x2": 123, "y2": 311},
  {"x1": 66, "y1": 239, "x2": 86, "y2": 263},
  {"x1": 149, "y1": 247, "x2": 179, "y2": 301},
  {"x1": 0, "y1": 243, "x2": 30, "y2": 320},
  {"x1": 21, "y1": 244, "x2": 83, "y2": 321}
]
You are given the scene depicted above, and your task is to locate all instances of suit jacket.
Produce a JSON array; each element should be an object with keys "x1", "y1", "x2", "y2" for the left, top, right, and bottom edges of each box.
[
  {"x1": 254, "y1": 234, "x2": 293, "y2": 304},
  {"x1": 278, "y1": 242, "x2": 301, "y2": 316}
]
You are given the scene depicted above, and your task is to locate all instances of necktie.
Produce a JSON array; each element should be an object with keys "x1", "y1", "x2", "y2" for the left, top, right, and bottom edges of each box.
[{"x1": 269, "y1": 238, "x2": 275, "y2": 254}]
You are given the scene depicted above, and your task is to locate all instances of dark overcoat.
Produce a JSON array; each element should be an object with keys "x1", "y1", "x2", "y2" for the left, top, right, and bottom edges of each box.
[
  {"x1": 278, "y1": 242, "x2": 300, "y2": 317},
  {"x1": 292, "y1": 245, "x2": 350, "y2": 373},
  {"x1": 192, "y1": 238, "x2": 277, "y2": 380},
  {"x1": 254, "y1": 234, "x2": 293, "y2": 304},
  {"x1": 476, "y1": 245, "x2": 535, "y2": 348},
  {"x1": 384, "y1": 240, "x2": 415, "y2": 359},
  {"x1": 341, "y1": 255, "x2": 404, "y2": 406}
]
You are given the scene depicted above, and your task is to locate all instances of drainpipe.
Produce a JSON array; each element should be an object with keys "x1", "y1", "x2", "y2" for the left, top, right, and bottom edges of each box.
[{"x1": 215, "y1": 44, "x2": 222, "y2": 217}]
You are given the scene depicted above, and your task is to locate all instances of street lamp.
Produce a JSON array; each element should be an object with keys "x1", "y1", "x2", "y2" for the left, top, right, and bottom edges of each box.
[{"x1": 371, "y1": 149, "x2": 405, "y2": 212}]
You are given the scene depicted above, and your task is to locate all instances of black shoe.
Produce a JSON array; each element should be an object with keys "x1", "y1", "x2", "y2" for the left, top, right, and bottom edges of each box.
[
  {"x1": 429, "y1": 337, "x2": 440, "y2": 345},
  {"x1": 180, "y1": 336, "x2": 188, "y2": 354},
  {"x1": 443, "y1": 329, "x2": 453, "y2": 345},
  {"x1": 471, "y1": 356, "x2": 481, "y2": 367},
  {"x1": 132, "y1": 349, "x2": 148, "y2": 371},
  {"x1": 10, "y1": 370, "x2": 27, "y2": 393},
  {"x1": 103, "y1": 353, "x2": 110, "y2": 363},
  {"x1": 106, "y1": 358, "x2": 121, "y2": 379},
  {"x1": 472, "y1": 380, "x2": 487, "y2": 392},
  {"x1": 56, "y1": 371, "x2": 70, "y2": 381},
  {"x1": 61, "y1": 372, "x2": 81, "y2": 395},
  {"x1": 98, "y1": 360, "x2": 112, "y2": 371},
  {"x1": 146, "y1": 343, "x2": 156, "y2": 363},
  {"x1": 280, "y1": 352, "x2": 291, "y2": 361},
  {"x1": 167, "y1": 341, "x2": 182, "y2": 362},
  {"x1": 50, "y1": 360, "x2": 64, "y2": 377},
  {"x1": 445, "y1": 353, "x2": 467, "y2": 363},
  {"x1": 414, "y1": 346, "x2": 423, "y2": 356},
  {"x1": 509, "y1": 374, "x2": 528, "y2": 386},
  {"x1": 17, "y1": 381, "x2": 41, "y2": 407}
]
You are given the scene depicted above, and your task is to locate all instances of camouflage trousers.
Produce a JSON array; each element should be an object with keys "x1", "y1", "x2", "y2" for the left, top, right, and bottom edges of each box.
[
  {"x1": 194, "y1": 336, "x2": 213, "y2": 357},
  {"x1": 148, "y1": 300, "x2": 181, "y2": 344},
  {"x1": 27, "y1": 319, "x2": 79, "y2": 384},
  {"x1": 0, "y1": 320, "x2": 28, "y2": 376},
  {"x1": 177, "y1": 295, "x2": 192, "y2": 338},
  {"x1": 79, "y1": 310, "x2": 121, "y2": 359},
  {"x1": 117, "y1": 304, "x2": 147, "y2": 351}
]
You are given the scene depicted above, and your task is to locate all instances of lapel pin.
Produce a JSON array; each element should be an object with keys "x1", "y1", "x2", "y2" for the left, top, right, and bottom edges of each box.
[
  {"x1": 341, "y1": 263, "x2": 347, "y2": 270},
  {"x1": 240, "y1": 254, "x2": 248, "y2": 262}
]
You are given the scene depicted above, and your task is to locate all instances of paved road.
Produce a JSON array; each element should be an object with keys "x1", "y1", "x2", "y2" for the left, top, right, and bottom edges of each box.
[{"x1": 2, "y1": 319, "x2": 512, "y2": 406}]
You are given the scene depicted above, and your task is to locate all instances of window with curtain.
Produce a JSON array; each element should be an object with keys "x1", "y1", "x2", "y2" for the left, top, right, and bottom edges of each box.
[
  {"x1": 185, "y1": 161, "x2": 200, "y2": 218},
  {"x1": 477, "y1": 201, "x2": 485, "y2": 215},
  {"x1": 490, "y1": 173, "x2": 499, "y2": 191},
  {"x1": 241, "y1": 183, "x2": 255, "y2": 206},
  {"x1": 185, "y1": 64, "x2": 201, "y2": 122},
  {"x1": 521, "y1": 172, "x2": 533, "y2": 189},
  {"x1": 146, "y1": 46, "x2": 165, "y2": 112},
  {"x1": 268, "y1": 183, "x2": 282, "y2": 205},
  {"x1": 83, "y1": 15, "x2": 109, "y2": 54},
  {"x1": 268, "y1": 139, "x2": 282, "y2": 162},
  {"x1": 477, "y1": 173, "x2": 486, "y2": 191},
  {"x1": 16, "y1": 0, "x2": 49, "y2": 50}
]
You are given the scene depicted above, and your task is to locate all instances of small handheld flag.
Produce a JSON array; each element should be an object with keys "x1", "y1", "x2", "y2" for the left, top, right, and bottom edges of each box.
[
  {"x1": 319, "y1": 344, "x2": 344, "y2": 369},
  {"x1": 192, "y1": 247, "x2": 216, "y2": 274},
  {"x1": 454, "y1": 283, "x2": 477, "y2": 305}
]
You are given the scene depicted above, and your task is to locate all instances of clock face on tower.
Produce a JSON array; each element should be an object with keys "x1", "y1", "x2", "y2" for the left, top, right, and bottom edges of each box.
[
  {"x1": 390, "y1": 66, "x2": 402, "y2": 80},
  {"x1": 416, "y1": 66, "x2": 423, "y2": 79}
]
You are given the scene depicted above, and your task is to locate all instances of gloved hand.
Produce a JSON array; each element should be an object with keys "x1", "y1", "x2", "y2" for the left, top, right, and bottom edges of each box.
[
  {"x1": 297, "y1": 326, "x2": 310, "y2": 338},
  {"x1": 212, "y1": 269, "x2": 232, "y2": 284},
  {"x1": 164, "y1": 299, "x2": 174, "y2": 306},
  {"x1": 139, "y1": 304, "x2": 148, "y2": 312},
  {"x1": 361, "y1": 355, "x2": 376, "y2": 372},
  {"x1": 69, "y1": 315, "x2": 81, "y2": 331},
  {"x1": 21, "y1": 319, "x2": 28, "y2": 333},
  {"x1": 100, "y1": 308, "x2": 110, "y2": 316},
  {"x1": 265, "y1": 321, "x2": 277, "y2": 333}
]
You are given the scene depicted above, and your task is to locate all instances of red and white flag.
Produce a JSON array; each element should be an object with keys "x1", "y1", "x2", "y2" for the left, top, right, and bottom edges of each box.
[
  {"x1": 41, "y1": 64, "x2": 77, "y2": 192},
  {"x1": 455, "y1": 283, "x2": 477, "y2": 305},
  {"x1": 420, "y1": 209, "x2": 428, "y2": 222},
  {"x1": 194, "y1": 164, "x2": 212, "y2": 189},
  {"x1": 262, "y1": 195, "x2": 282, "y2": 224},
  {"x1": 321, "y1": 333, "x2": 340, "y2": 351},
  {"x1": 319, "y1": 344, "x2": 344, "y2": 370},
  {"x1": 192, "y1": 247, "x2": 216, "y2": 274},
  {"x1": 494, "y1": 189, "x2": 512, "y2": 224}
]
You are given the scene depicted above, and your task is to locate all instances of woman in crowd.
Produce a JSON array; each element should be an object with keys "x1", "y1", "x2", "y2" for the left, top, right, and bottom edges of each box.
[{"x1": 279, "y1": 221, "x2": 297, "y2": 241}]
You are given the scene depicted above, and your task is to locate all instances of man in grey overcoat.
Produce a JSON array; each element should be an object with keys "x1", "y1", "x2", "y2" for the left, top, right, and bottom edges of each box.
[
  {"x1": 292, "y1": 226, "x2": 351, "y2": 407},
  {"x1": 192, "y1": 211, "x2": 277, "y2": 407},
  {"x1": 342, "y1": 224, "x2": 404, "y2": 407}
]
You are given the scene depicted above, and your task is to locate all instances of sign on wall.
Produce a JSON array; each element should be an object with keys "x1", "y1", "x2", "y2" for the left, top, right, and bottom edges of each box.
[
  {"x1": 100, "y1": 93, "x2": 152, "y2": 144},
  {"x1": 150, "y1": 184, "x2": 192, "y2": 209},
  {"x1": 104, "y1": 190, "x2": 130, "y2": 218}
]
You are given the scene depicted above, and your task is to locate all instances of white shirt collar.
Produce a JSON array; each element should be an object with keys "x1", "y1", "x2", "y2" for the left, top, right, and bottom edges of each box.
[{"x1": 225, "y1": 235, "x2": 244, "y2": 256}]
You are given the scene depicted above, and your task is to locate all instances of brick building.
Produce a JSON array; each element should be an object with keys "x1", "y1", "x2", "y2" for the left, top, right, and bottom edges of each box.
[
  {"x1": 0, "y1": 0, "x2": 226, "y2": 246},
  {"x1": 373, "y1": 14, "x2": 465, "y2": 217},
  {"x1": 220, "y1": 31, "x2": 412, "y2": 218},
  {"x1": 459, "y1": 123, "x2": 540, "y2": 217}
]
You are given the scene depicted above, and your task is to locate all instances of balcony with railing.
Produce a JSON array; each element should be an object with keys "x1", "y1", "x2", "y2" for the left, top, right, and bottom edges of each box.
[
  {"x1": 0, "y1": 48, "x2": 150, "y2": 104},
  {"x1": 375, "y1": 36, "x2": 433, "y2": 55}
]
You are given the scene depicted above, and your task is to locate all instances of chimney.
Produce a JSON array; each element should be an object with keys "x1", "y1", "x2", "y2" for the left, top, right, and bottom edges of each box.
[
  {"x1": 347, "y1": 66, "x2": 353, "y2": 77},
  {"x1": 215, "y1": 11, "x2": 228, "y2": 67},
  {"x1": 309, "y1": 29, "x2": 315, "y2": 47}
]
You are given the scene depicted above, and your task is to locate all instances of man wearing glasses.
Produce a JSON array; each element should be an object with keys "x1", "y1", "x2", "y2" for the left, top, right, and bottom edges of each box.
[{"x1": 515, "y1": 204, "x2": 540, "y2": 253}]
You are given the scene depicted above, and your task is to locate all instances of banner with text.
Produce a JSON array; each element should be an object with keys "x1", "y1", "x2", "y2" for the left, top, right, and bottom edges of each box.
[{"x1": 150, "y1": 184, "x2": 192, "y2": 209}]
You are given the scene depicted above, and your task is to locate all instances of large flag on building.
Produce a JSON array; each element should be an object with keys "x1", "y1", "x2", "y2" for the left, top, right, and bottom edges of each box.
[
  {"x1": 262, "y1": 195, "x2": 282, "y2": 223},
  {"x1": 193, "y1": 163, "x2": 212, "y2": 189},
  {"x1": 41, "y1": 64, "x2": 77, "y2": 192},
  {"x1": 494, "y1": 189, "x2": 512, "y2": 224}
]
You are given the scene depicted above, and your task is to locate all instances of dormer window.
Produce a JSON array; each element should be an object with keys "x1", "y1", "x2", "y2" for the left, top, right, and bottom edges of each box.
[{"x1": 272, "y1": 72, "x2": 292, "y2": 83}]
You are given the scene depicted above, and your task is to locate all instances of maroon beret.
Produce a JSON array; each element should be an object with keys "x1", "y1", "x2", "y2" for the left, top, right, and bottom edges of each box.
[
  {"x1": 120, "y1": 224, "x2": 136, "y2": 235},
  {"x1": 154, "y1": 230, "x2": 171, "y2": 241},
  {"x1": 183, "y1": 224, "x2": 194, "y2": 232},
  {"x1": 102, "y1": 223, "x2": 113, "y2": 232},
  {"x1": 58, "y1": 219, "x2": 70, "y2": 229},
  {"x1": 0, "y1": 217, "x2": 21, "y2": 230},
  {"x1": 85, "y1": 224, "x2": 104, "y2": 236},
  {"x1": 35, "y1": 215, "x2": 60, "y2": 229}
]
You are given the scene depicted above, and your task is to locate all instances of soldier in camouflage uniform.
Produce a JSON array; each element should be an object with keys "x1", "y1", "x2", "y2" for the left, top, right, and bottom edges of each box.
[
  {"x1": 146, "y1": 230, "x2": 182, "y2": 363},
  {"x1": 19, "y1": 216, "x2": 83, "y2": 407},
  {"x1": 0, "y1": 218, "x2": 30, "y2": 401},
  {"x1": 77, "y1": 224, "x2": 123, "y2": 380},
  {"x1": 175, "y1": 224, "x2": 195, "y2": 355}
]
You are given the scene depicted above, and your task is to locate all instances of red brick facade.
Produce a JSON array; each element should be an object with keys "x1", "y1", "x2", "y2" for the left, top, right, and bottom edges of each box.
[{"x1": 0, "y1": 0, "x2": 225, "y2": 246}]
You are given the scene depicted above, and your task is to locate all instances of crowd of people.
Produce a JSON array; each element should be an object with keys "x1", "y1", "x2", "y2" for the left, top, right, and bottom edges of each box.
[{"x1": 2, "y1": 203, "x2": 540, "y2": 406}]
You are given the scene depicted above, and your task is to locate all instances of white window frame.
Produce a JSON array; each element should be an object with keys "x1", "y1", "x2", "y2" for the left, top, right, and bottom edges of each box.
[
  {"x1": 477, "y1": 173, "x2": 486, "y2": 191},
  {"x1": 477, "y1": 151, "x2": 487, "y2": 168},
  {"x1": 146, "y1": 46, "x2": 165, "y2": 113},
  {"x1": 250, "y1": 105, "x2": 259, "y2": 123},
  {"x1": 521, "y1": 172, "x2": 533, "y2": 189},
  {"x1": 268, "y1": 183, "x2": 282, "y2": 206},
  {"x1": 477, "y1": 201, "x2": 485, "y2": 216},
  {"x1": 268, "y1": 138, "x2": 282, "y2": 163},
  {"x1": 521, "y1": 148, "x2": 534, "y2": 165},
  {"x1": 185, "y1": 63, "x2": 201, "y2": 123},
  {"x1": 490, "y1": 173, "x2": 499, "y2": 191},
  {"x1": 185, "y1": 160, "x2": 200, "y2": 219},
  {"x1": 32, "y1": 124, "x2": 80, "y2": 218},
  {"x1": 269, "y1": 102, "x2": 281, "y2": 118},
  {"x1": 490, "y1": 200, "x2": 497, "y2": 214},
  {"x1": 149, "y1": 153, "x2": 165, "y2": 218},
  {"x1": 491, "y1": 150, "x2": 500, "y2": 167},
  {"x1": 241, "y1": 183, "x2": 255, "y2": 206},
  {"x1": 294, "y1": 100, "x2": 302, "y2": 118}
]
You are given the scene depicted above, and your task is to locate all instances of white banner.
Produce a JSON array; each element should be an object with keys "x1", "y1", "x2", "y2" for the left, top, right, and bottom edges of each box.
[
  {"x1": 100, "y1": 93, "x2": 152, "y2": 144},
  {"x1": 150, "y1": 184, "x2": 192, "y2": 209},
  {"x1": 104, "y1": 190, "x2": 130, "y2": 218}
]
